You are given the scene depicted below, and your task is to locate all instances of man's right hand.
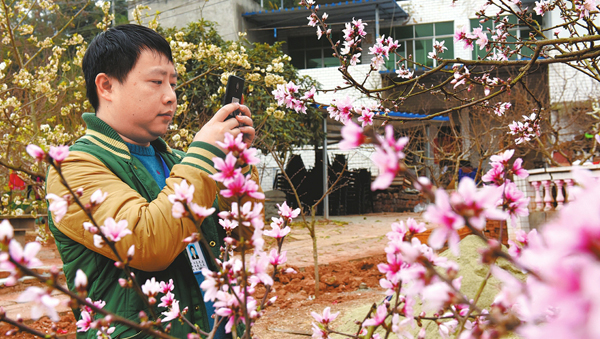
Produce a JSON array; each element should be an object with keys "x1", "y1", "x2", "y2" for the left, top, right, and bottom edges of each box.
[{"x1": 193, "y1": 103, "x2": 254, "y2": 152}]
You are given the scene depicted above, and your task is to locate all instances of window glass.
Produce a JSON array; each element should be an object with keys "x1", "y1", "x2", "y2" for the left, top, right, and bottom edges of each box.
[
  {"x1": 323, "y1": 54, "x2": 339, "y2": 68},
  {"x1": 395, "y1": 25, "x2": 414, "y2": 39},
  {"x1": 415, "y1": 23, "x2": 434, "y2": 37},
  {"x1": 289, "y1": 50, "x2": 305, "y2": 69},
  {"x1": 414, "y1": 39, "x2": 433, "y2": 67},
  {"x1": 389, "y1": 22, "x2": 453, "y2": 69},
  {"x1": 470, "y1": 15, "x2": 539, "y2": 60},
  {"x1": 306, "y1": 49, "x2": 322, "y2": 68},
  {"x1": 435, "y1": 21, "x2": 454, "y2": 35}
]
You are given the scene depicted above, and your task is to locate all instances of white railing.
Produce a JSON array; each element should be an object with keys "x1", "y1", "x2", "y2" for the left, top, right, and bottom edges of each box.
[{"x1": 513, "y1": 164, "x2": 600, "y2": 230}]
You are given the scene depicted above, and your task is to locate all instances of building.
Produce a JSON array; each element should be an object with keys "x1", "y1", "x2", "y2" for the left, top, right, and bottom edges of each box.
[{"x1": 133, "y1": 0, "x2": 600, "y2": 217}]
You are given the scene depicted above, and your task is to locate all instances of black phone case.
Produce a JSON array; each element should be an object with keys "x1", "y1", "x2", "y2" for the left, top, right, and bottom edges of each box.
[{"x1": 223, "y1": 75, "x2": 245, "y2": 122}]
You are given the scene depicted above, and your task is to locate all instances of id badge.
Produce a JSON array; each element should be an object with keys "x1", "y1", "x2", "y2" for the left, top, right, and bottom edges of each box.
[{"x1": 186, "y1": 242, "x2": 208, "y2": 274}]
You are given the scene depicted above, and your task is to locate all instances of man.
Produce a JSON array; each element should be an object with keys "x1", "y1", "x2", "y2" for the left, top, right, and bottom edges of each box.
[{"x1": 46, "y1": 24, "x2": 262, "y2": 338}]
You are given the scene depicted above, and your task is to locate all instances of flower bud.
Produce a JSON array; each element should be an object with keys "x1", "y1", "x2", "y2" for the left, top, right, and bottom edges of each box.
[
  {"x1": 75, "y1": 269, "x2": 88, "y2": 292},
  {"x1": 114, "y1": 261, "x2": 124, "y2": 269},
  {"x1": 127, "y1": 245, "x2": 135, "y2": 261},
  {"x1": 139, "y1": 311, "x2": 148, "y2": 322},
  {"x1": 118, "y1": 278, "x2": 128, "y2": 288}
]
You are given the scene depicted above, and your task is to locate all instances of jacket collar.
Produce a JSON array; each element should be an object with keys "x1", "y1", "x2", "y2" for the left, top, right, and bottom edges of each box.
[{"x1": 81, "y1": 113, "x2": 173, "y2": 159}]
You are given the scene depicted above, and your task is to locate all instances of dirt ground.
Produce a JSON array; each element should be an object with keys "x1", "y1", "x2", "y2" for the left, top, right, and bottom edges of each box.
[{"x1": 0, "y1": 212, "x2": 426, "y2": 338}]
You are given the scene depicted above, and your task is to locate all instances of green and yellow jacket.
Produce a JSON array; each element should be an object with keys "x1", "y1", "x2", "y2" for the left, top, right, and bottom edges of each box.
[{"x1": 47, "y1": 113, "x2": 260, "y2": 339}]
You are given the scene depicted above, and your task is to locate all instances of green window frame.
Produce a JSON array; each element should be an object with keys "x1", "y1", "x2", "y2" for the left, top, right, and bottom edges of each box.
[
  {"x1": 288, "y1": 33, "x2": 344, "y2": 69},
  {"x1": 384, "y1": 21, "x2": 454, "y2": 70},
  {"x1": 470, "y1": 14, "x2": 542, "y2": 60}
]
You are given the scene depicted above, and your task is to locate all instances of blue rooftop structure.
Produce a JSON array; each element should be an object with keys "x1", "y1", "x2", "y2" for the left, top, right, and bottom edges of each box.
[{"x1": 243, "y1": 0, "x2": 407, "y2": 29}]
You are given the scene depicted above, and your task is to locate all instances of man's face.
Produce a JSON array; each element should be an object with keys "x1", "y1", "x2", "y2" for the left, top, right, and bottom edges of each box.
[{"x1": 110, "y1": 49, "x2": 177, "y2": 145}]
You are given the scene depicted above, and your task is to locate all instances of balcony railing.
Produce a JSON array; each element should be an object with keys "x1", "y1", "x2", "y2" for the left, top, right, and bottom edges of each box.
[{"x1": 513, "y1": 164, "x2": 600, "y2": 231}]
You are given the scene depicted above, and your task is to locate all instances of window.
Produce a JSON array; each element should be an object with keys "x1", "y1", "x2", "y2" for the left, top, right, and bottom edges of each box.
[
  {"x1": 288, "y1": 32, "x2": 343, "y2": 69},
  {"x1": 384, "y1": 21, "x2": 454, "y2": 70},
  {"x1": 470, "y1": 14, "x2": 542, "y2": 60}
]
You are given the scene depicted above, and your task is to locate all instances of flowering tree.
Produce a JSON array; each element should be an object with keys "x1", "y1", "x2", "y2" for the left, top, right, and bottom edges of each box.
[
  {"x1": 0, "y1": 135, "x2": 299, "y2": 338},
  {"x1": 0, "y1": 2, "x2": 320, "y2": 202},
  {"x1": 266, "y1": 0, "x2": 600, "y2": 338}
]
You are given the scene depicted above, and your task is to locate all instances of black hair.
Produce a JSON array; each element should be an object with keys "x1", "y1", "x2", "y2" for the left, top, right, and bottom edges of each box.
[
  {"x1": 82, "y1": 24, "x2": 173, "y2": 111},
  {"x1": 459, "y1": 160, "x2": 472, "y2": 168}
]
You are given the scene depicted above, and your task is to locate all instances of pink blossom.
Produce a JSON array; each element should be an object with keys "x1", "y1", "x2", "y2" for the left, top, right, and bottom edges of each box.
[
  {"x1": 171, "y1": 201, "x2": 185, "y2": 219},
  {"x1": 264, "y1": 220, "x2": 291, "y2": 239},
  {"x1": 377, "y1": 253, "x2": 404, "y2": 282},
  {"x1": 499, "y1": 180, "x2": 529, "y2": 225},
  {"x1": 438, "y1": 319, "x2": 458, "y2": 339},
  {"x1": 161, "y1": 300, "x2": 180, "y2": 322},
  {"x1": 407, "y1": 218, "x2": 427, "y2": 234},
  {"x1": 90, "y1": 189, "x2": 108, "y2": 205},
  {"x1": 277, "y1": 201, "x2": 301, "y2": 221},
  {"x1": 17, "y1": 286, "x2": 60, "y2": 321},
  {"x1": 362, "y1": 304, "x2": 387, "y2": 327},
  {"x1": 216, "y1": 132, "x2": 246, "y2": 153},
  {"x1": 481, "y1": 165, "x2": 504, "y2": 186},
  {"x1": 82, "y1": 298, "x2": 106, "y2": 313},
  {"x1": 424, "y1": 189, "x2": 464, "y2": 255},
  {"x1": 371, "y1": 146, "x2": 400, "y2": 190},
  {"x1": 2, "y1": 240, "x2": 43, "y2": 272},
  {"x1": 422, "y1": 280, "x2": 457, "y2": 312},
  {"x1": 311, "y1": 307, "x2": 339, "y2": 325},
  {"x1": 239, "y1": 148, "x2": 260, "y2": 166},
  {"x1": 363, "y1": 304, "x2": 388, "y2": 327},
  {"x1": 46, "y1": 193, "x2": 69, "y2": 222},
  {"x1": 451, "y1": 67, "x2": 470, "y2": 89},
  {"x1": 316, "y1": 26, "x2": 323, "y2": 39},
  {"x1": 434, "y1": 40, "x2": 448, "y2": 54},
  {"x1": 141, "y1": 279, "x2": 159, "y2": 298},
  {"x1": 100, "y1": 218, "x2": 131, "y2": 242},
  {"x1": 127, "y1": 245, "x2": 135, "y2": 260},
  {"x1": 472, "y1": 26, "x2": 488, "y2": 50},
  {"x1": 211, "y1": 153, "x2": 241, "y2": 182},
  {"x1": 349, "y1": 53, "x2": 361, "y2": 66},
  {"x1": 268, "y1": 248, "x2": 287, "y2": 265},
  {"x1": 307, "y1": 14, "x2": 318, "y2": 27},
  {"x1": 158, "y1": 291, "x2": 175, "y2": 308},
  {"x1": 490, "y1": 149, "x2": 515, "y2": 166},
  {"x1": 93, "y1": 234, "x2": 104, "y2": 248},
  {"x1": 534, "y1": 0, "x2": 550, "y2": 15},
  {"x1": 493, "y1": 102, "x2": 511, "y2": 116},
  {"x1": 219, "y1": 218, "x2": 239, "y2": 233},
  {"x1": 451, "y1": 177, "x2": 507, "y2": 230},
  {"x1": 0, "y1": 219, "x2": 14, "y2": 244},
  {"x1": 168, "y1": 179, "x2": 195, "y2": 204},
  {"x1": 311, "y1": 323, "x2": 328, "y2": 339},
  {"x1": 160, "y1": 279, "x2": 174, "y2": 294},
  {"x1": 26, "y1": 144, "x2": 46, "y2": 161},
  {"x1": 248, "y1": 253, "x2": 273, "y2": 286},
  {"x1": 75, "y1": 269, "x2": 88, "y2": 290},
  {"x1": 396, "y1": 67, "x2": 414, "y2": 79},
  {"x1": 189, "y1": 203, "x2": 215, "y2": 219},
  {"x1": 512, "y1": 158, "x2": 529, "y2": 178},
  {"x1": 48, "y1": 145, "x2": 69, "y2": 163},
  {"x1": 358, "y1": 107, "x2": 374, "y2": 127},
  {"x1": 327, "y1": 96, "x2": 354, "y2": 123},
  {"x1": 76, "y1": 310, "x2": 92, "y2": 332},
  {"x1": 392, "y1": 314, "x2": 414, "y2": 339},
  {"x1": 300, "y1": 86, "x2": 316, "y2": 101},
  {"x1": 220, "y1": 172, "x2": 246, "y2": 198},
  {"x1": 338, "y1": 120, "x2": 365, "y2": 150}
]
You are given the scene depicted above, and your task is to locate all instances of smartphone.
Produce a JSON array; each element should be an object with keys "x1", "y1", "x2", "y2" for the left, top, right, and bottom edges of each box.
[{"x1": 222, "y1": 75, "x2": 245, "y2": 123}]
